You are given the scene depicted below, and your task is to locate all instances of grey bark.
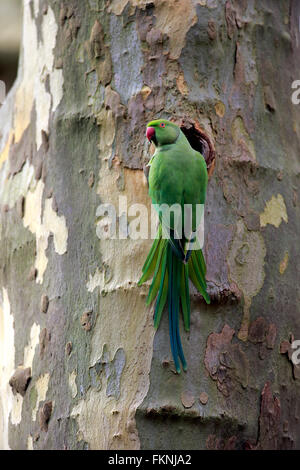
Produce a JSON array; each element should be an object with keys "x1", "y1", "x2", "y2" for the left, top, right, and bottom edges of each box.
[{"x1": 0, "y1": 0, "x2": 300, "y2": 450}]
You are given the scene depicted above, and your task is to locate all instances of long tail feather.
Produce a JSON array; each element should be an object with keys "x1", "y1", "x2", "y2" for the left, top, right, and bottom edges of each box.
[
  {"x1": 146, "y1": 241, "x2": 166, "y2": 305},
  {"x1": 154, "y1": 248, "x2": 168, "y2": 328},
  {"x1": 167, "y1": 247, "x2": 179, "y2": 372},
  {"x1": 138, "y1": 226, "x2": 162, "y2": 285},
  {"x1": 180, "y1": 263, "x2": 191, "y2": 331},
  {"x1": 139, "y1": 223, "x2": 210, "y2": 372},
  {"x1": 173, "y1": 253, "x2": 187, "y2": 371},
  {"x1": 189, "y1": 251, "x2": 210, "y2": 303}
]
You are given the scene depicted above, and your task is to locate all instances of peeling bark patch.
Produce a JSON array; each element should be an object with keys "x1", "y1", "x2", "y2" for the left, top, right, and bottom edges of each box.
[
  {"x1": 265, "y1": 323, "x2": 277, "y2": 350},
  {"x1": 215, "y1": 101, "x2": 225, "y2": 118},
  {"x1": 205, "y1": 223, "x2": 238, "y2": 302},
  {"x1": 40, "y1": 295, "x2": 49, "y2": 314},
  {"x1": 248, "y1": 318, "x2": 277, "y2": 358},
  {"x1": 0, "y1": 132, "x2": 14, "y2": 171},
  {"x1": 260, "y1": 194, "x2": 288, "y2": 228},
  {"x1": 24, "y1": 323, "x2": 41, "y2": 369},
  {"x1": 8, "y1": 322, "x2": 41, "y2": 427},
  {"x1": 7, "y1": 323, "x2": 40, "y2": 425},
  {"x1": 23, "y1": 180, "x2": 68, "y2": 284},
  {"x1": 32, "y1": 373, "x2": 50, "y2": 421},
  {"x1": 181, "y1": 391, "x2": 195, "y2": 408},
  {"x1": 97, "y1": 107, "x2": 115, "y2": 162},
  {"x1": 257, "y1": 382, "x2": 281, "y2": 450},
  {"x1": 105, "y1": 348, "x2": 126, "y2": 400},
  {"x1": 14, "y1": 3, "x2": 63, "y2": 148},
  {"x1": 8, "y1": 125, "x2": 32, "y2": 177},
  {"x1": 227, "y1": 220, "x2": 266, "y2": 341},
  {"x1": 205, "y1": 324, "x2": 234, "y2": 377},
  {"x1": 9, "y1": 367, "x2": 31, "y2": 397},
  {"x1": 69, "y1": 371, "x2": 78, "y2": 398},
  {"x1": 39, "y1": 401, "x2": 52, "y2": 432},
  {"x1": 80, "y1": 310, "x2": 93, "y2": 332},
  {"x1": 248, "y1": 317, "x2": 268, "y2": 344},
  {"x1": 176, "y1": 72, "x2": 189, "y2": 96},
  {"x1": 199, "y1": 392, "x2": 208, "y2": 405},
  {"x1": 207, "y1": 19, "x2": 216, "y2": 40},
  {"x1": 87, "y1": 19, "x2": 112, "y2": 87},
  {"x1": 264, "y1": 85, "x2": 276, "y2": 112},
  {"x1": 86, "y1": 267, "x2": 106, "y2": 292},
  {"x1": 279, "y1": 252, "x2": 289, "y2": 275},
  {"x1": 154, "y1": 0, "x2": 200, "y2": 59},
  {"x1": 225, "y1": 0, "x2": 236, "y2": 39},
  {"x1": 88, "y1": 345, "x2": 126, "y2": 399},
  {"x1": 65, "y1": 342, "x2": 72, "y2": 356},
  {"x1": 27, "y1": 435, "x2": 33, "y2": 450},
  {"x1": 88, "y1": 171, "x2": 95, "y2": 188},
  {"x1": 204, "y1": 324, "x2": 249, "y2": 396},
  {"x1": 0, "y1": 160, "x2": 35, "y2": 210},
  {"x1": 59, "y1": 3, "x2": 81, "y2": 46},
  {"x1": 231, "y1": 116, "x2": 256, "y2": 163},
  {"x1": 39, "y1": 328, "x2": 51, "y2": 359}
]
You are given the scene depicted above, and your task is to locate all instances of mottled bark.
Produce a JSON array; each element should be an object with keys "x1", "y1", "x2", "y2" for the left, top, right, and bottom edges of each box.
[{"x1": 0, "y1": 0, "x2": 300, "y2": 450}]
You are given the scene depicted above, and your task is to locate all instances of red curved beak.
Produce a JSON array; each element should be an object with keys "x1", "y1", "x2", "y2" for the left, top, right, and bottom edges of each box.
[{"x1": 146, "y1": 126, "x2": 155, "y2": 142}]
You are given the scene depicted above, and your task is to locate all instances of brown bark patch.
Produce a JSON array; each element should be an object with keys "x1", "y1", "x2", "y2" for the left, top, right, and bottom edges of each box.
[
  {"x1": 181, "y1": 391, "x2": 195, "y2": 408},
  {"x1": 9, "y1": 367, "x2": 31, "y2": 397},
  {"x1": 86, "y1": 20, "x2": 112, "y2": 86},
  {"x1": 40, "y1": 294, "x2": 49, "y2": 314},
  {"x1": 80, "y1": 310, "x2": 93, "y2": 331},
  {"x1": 199, "y1": 392, "x2": 208, "y2": 405},
  {"x1": 248, "y1": 317, "x2": 268, "y2": 344},
  {"x1": 39, "y1": 328, "x2": 51, "y2": 359},
  {"x1": 257, "y1": 382, "x2": 281, "y2": 450},
  {"x1": 39, "y1": 401, "x2": 53, "y2": 432},
  {"x1": 205, "y1": 324, "x2": 250, "y2": 396},
  {"x1": 225, "y1": 1, "x2": 236, "y2": 39}
]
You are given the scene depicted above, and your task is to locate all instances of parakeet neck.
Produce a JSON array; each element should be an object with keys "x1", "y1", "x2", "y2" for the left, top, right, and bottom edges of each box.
[{"x1": 155, "y1": 130, "x2": 190, "y2": 152}]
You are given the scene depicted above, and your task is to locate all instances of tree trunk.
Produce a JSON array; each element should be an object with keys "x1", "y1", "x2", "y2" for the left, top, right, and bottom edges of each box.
[{"x1": 1, "y1": 0, "x2": 300, "y2": 450}]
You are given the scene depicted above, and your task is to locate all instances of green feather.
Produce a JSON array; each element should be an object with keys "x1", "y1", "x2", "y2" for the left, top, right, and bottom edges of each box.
[
  {"x1": 146, "y1": 240, "x2": 166, "y2": 305},
  {"x1": 154, "y1": 248, "x2": 168, "y2": 329},
  {"x1": 189, "y1": 251, "x2": 210, "y2": 304},
  {"x1": 191, "y1": 251, "x2": 206, "y2": 288},
  {"x1": 195, "y1": 248, "x2": 206, "y2": 278},
  {"x1": 138, "y1": 226, "x2": 162, "y2": 285},
  {"x1": 180, "y1": 263, "x2": 191, "y2": 331}
]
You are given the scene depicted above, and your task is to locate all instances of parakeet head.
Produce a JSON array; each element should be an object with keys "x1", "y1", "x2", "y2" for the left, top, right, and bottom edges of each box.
[{"x1": 146, "y1": 119, "x2": 180, "y2": 147}]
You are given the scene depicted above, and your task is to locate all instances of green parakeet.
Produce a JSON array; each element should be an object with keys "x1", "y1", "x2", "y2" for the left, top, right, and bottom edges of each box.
[{"x1": 138, "y1": 119, "x2": 210, "y2": 373}]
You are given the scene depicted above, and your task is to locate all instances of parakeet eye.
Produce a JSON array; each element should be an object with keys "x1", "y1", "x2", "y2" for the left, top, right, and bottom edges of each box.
[{"x1": 159, "y1": 123, "x2": 166, "y2": 128}]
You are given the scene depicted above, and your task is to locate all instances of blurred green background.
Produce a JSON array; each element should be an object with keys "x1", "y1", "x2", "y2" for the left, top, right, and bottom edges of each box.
[{"x1": 0, "y1": 0, "x2": 22, "y2": 93}]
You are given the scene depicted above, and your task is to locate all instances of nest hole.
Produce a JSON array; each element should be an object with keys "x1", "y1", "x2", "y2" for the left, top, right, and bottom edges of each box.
[{"x1": 179, "y1": 119, "x2": 215, "y2": 176}]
